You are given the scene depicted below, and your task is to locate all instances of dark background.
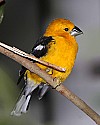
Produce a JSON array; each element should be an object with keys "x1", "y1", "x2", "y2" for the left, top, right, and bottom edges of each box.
[{"x1": 0, "y1": 0, "x2": 100, "y2": 125}]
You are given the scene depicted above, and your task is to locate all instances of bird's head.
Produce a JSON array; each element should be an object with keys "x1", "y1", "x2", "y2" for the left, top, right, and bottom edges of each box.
[{"x1": 44, "y1": 18, "x2": 83, "y2": 38}]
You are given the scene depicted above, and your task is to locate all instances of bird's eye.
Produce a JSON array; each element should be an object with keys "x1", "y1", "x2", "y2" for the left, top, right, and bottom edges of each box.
[{"x1": 64, "y1": 28, "x2": 69, "y2": 31}]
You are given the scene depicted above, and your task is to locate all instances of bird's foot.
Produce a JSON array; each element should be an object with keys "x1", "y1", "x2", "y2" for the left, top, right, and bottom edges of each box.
[{"x1": 53, "y1": 77, "x2": 62, "y2": 89}]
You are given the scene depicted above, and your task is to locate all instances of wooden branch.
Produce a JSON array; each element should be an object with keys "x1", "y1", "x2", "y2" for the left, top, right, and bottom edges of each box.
[
  {"x1": 0, "y1": 42, "x2": 66, "y2": 72},
  {"x1": 0, "y1": 43, "x2": 100, "y2": 124}
]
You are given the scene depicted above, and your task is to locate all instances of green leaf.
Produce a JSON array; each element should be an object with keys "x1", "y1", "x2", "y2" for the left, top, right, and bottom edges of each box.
[{"x1": 0, "y1": 0, "x2": 5, "y2": 23}]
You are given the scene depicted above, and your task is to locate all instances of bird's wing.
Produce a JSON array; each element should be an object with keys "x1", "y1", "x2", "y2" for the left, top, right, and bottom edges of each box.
[
  {"x1": 31, "y1": 36, "x2": 53, "y2": 58},
  {"x1": 17, "y1": 36, "x2": 53, "y2": 84},
  {"x1": 17, "y1": 66, "x2": 26, "y2": 85}
]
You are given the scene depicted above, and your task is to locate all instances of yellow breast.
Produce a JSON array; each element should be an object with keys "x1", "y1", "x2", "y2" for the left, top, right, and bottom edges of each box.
[{"x1": 26, "y1": 36, "x2": 78, "y2": 84}]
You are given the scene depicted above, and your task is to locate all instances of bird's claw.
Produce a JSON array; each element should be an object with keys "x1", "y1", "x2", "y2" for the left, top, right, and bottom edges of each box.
[{"x1": 53, "y1": 77, "x2": 62, "y2": 89}]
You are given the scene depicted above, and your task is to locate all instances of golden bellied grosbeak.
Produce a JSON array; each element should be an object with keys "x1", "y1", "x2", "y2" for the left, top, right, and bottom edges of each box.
[{"x1": 11, "y1": 18, "x2": 83, "y2": 116}]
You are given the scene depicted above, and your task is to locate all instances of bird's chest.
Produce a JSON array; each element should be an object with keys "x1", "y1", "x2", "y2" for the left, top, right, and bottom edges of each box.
[
  {"x1": 30, "y1": 37, "x2": 78, "y2": 84},
  {"x1": 41, "y1": 37, "x2": 78, "y2": 69},
  {"x1": 37, "y1": 37, "x2": 78, "y2": 82}
]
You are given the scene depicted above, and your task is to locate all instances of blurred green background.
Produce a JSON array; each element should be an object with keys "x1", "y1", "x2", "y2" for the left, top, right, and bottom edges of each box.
[{"x1": 0, "y1": 0, "x2": 100, "y2": 125}]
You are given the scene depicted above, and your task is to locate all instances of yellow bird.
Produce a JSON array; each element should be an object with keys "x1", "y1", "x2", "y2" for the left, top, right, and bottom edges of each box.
[{"x1": 11, "y1": 18, "x2": 83, "y2": 116}]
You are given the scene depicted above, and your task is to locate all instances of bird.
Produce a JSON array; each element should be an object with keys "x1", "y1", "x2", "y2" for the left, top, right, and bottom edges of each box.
[{"x1": 11, "y1": 18, "x2": 83, "y2": 116}]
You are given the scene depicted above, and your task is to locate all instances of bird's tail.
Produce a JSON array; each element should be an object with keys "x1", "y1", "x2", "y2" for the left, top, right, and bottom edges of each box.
[
  {"x1": 38, "y1": 83, "x2": 50, "y2": 100},
  {"x1": 11, "y1": 83, "x2": 38, "y2": 116}
]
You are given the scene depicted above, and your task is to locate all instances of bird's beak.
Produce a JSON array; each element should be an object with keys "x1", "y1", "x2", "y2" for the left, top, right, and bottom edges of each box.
[{"x1": 70, "y1": 26, "x2": 83, "y2": 37}]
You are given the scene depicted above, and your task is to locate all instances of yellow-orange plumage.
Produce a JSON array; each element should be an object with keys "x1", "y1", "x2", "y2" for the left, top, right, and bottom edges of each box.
[
  {"x1": 27, "y1": 35, "x2": 78, "y2": 84},
  {"x1": 11, "y1": 18, "x2": 83, "y2": 116},
  {"x1": 26, "y1": 19, "x2": 78, "y2": 84}
]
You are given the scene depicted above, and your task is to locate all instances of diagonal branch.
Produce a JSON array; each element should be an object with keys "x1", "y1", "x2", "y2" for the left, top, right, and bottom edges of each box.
[
  {"x1": 0, "y1": 43, "x2": 100, "y2": 124},
  {"x1": 0, "y1": 42, "x2": 66, "y2": 72}
]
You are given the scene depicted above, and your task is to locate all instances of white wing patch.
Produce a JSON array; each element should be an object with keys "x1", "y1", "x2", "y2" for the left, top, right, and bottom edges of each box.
[{"x1": 34, "y1": 44, "x2": 44, "y2": 51}]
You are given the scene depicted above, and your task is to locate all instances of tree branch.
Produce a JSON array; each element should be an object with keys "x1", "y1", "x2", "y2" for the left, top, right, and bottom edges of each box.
[
  {"x1": 0, "y1": 42, "x2": 65, "y2": 72},
  {"x1": 0, "y1": 43, "x2": 100, "y2": 124}
]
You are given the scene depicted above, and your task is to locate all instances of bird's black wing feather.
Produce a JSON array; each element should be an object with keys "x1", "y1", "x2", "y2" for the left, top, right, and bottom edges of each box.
[
  {"x1": 31, "y1": 36, "x2": 53, "y2": 58},
  {"x1": 17, "y1": 66, "x2": 26, "y2": 85},
  {"x1": 17, "y1": 36, "x2": 53, "y2": 84}
]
